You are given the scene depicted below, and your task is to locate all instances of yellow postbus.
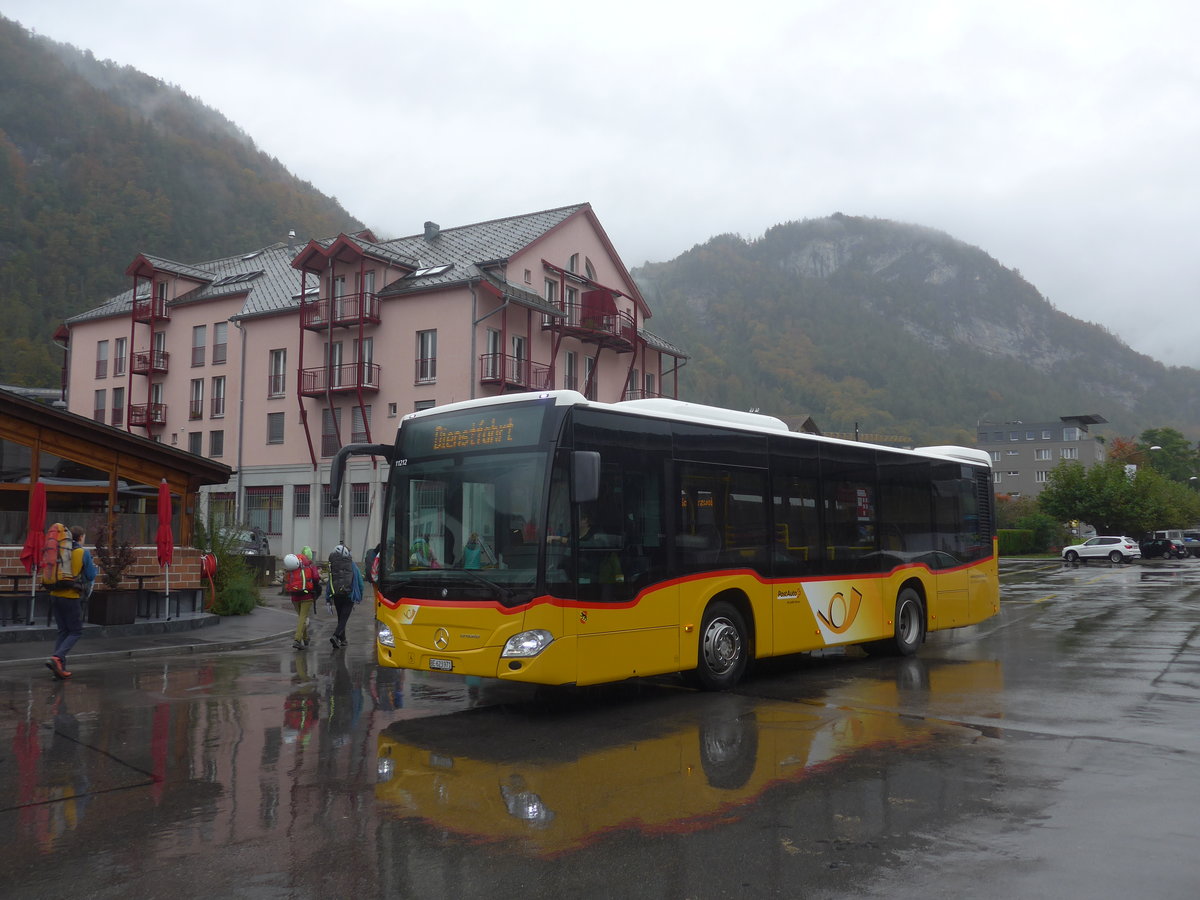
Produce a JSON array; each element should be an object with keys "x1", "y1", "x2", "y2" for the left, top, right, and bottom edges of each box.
[{"x1": 331, "y1": 391, "x2": 998, "y2": 689}]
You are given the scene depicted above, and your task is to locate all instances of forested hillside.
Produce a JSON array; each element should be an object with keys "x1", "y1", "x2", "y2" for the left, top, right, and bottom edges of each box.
[
  {"x1": 0, "y1": 16, "x2": 362, "y2": 385},
  {"x1": 636, "y1": 214, "x2": 1200, "y2": 445}
]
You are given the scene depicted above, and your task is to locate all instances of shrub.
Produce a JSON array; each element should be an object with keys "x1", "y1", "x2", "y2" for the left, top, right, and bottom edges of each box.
[
  {"x1": 196, "y1": 518, "x2": 262, "y2": 616},
  {"x1": 998, "y1": 529, "x2": 1037, "y2": 555}
]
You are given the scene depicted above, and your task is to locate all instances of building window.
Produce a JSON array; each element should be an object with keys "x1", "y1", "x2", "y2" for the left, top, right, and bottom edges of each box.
[
  {"x1": 484, "y1": 329, "x2": 500, "y2": 378},
  {"x1": 1035, "y1": 448, "x2": 1051, "y2": 460},
  {"x1": 565, "y1": 286, "x2": 579, "y2": 324},
  {"x1": 321, "y1": 484, "x2": 337, "y2": 517},
  {"x1": 211, "y1": 376, "x2": 226, "y2": 418},
  {"x1": 93, "y1": 389, "x2": 106, "y2": 422},
  {"x1": 414, "y1": 399, "x2": 435, "y2": 412},
  {"x1": 113, "y1": 337, "x2": 127, "y2": 377},
  {"x1": 645, "y1": 372, "x2": 656, "y2": 397},
  {"x1": 1006, "y1": 471, "x2": 1019, "y2": 477},
  {"x1": 1042, "y1": 430, "x2": 1052, "y2": 440},
  {"x1": 585, "y1": 257, "x2": 596, "y2": 280},
  {"x1": 212, "y1": 322, "x2": 228, "y2": 365},
  {"x1": 977, "y1": 432, "x2": 988, "y2": 443},
  {"x1": 1006, "y1": 449, "x2": 1020, "y2": 456},
  {"x1": 188, "y1": 432, "x2": 202, "y2": 455},
  {"x1": 351, "y1": 483, "x2": 370, "y2": 517},
  {"x1": 1035, "y1": 471, "x2": 1049, "y2": 483},
  {"x1": 1061, "y1": 447, "x2": 1078, "y2": 460},
  {"x1": 992, "y1": 432, "x2": 1003, "y2": 441},
  {"x1": 189, "y1": 379, "x2": 204, "y2": 419},
  {"x1": 321, "y1": 407, "x2": 342, "y2": 457},
  {"x1": 352, "y1": 405, "x2": 371, "y2": 443},
  {"x1": 512, "y1": 335, "x2": 526, "y2": 383},
  {"x1": 1063, "y1": 427, "x2": 1080, "y2": 441},
  {"x1": 95, "y1": 341, "x2": 109, "y2": 379},
  {"x1": 210, "y1": 430, "x2": 224, "y2": 457},
  {"x1": 524, "y1": 268, "x2": 532, "y2": 284},
  {"x1": 387, "y1": 402, "x2": 398, "y2": 417},
  {"x1": 192, "y1": 325, "x2": 207, "y2": 367},
  {"x1": 1009, "y1": 431, "x2": 1020, "y2": 441},
  {"x1": 294, "y1": 484, "x2": 310, "y2": 518},
  {"x1": 111, "y1": 387, "x2": 124, "y2": 427},
  {"x1": 564, "y1": 351, "x2": 578, "y2": 391},
  {"x1": 544, "y1": 278, "x2": 557, "y2": 305},
  {"x1": 267, "y1": 412, "x2": 284, "y2": 444},
  {"x1": 208, "y1": 492, "x2": 236, "y2": 528},
  {"x1": 245, "y1": 486, "x2": 283, "y2": 534},
  {"x1": 584, "y1": 357, "x2": 596, "y2": 400},
  {"x1": 1025, "y1": 431, "x2": 1034, "y2": 440},
  {"x1": 269, "y1": 349, "x2": 286, "y2": 396},
  {"x1": 990, "y1": 451, "x2": 1000, "y2": 462},
  {"x1": 416, "y1": 330, "x2": 437, "y2": 383},
  {"x1": 356, "y1": 336, "x2": 374, "y2": 385}
]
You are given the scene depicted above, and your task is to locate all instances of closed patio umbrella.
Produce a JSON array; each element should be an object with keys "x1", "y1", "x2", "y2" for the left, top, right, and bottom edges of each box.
[
  {"x1": 156, "y1": 479, "x2": 174, "y2": 619},
  {"x1": 18, "y1": 480, "x2": 46, "y2": 625}
]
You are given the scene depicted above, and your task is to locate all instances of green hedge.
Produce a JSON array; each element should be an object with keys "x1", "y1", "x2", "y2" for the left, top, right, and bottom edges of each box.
[{"x1": 998, "y1": 529, "x2": 1037, "y2": 555}]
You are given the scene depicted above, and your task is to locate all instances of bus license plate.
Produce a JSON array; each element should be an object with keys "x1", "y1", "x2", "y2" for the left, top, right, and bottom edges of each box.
[{"x1": 429, "y1": 658, "x2": 454, "y2": 671}]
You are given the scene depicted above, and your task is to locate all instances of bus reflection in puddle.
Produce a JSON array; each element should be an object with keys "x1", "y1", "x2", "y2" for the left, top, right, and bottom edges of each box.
[{"x1": 375, "y1": 659, "x2": 1003, "y2": 856}]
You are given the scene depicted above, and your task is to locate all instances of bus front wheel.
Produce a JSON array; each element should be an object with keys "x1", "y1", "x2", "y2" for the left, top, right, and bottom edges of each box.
[
  {"x1": 865, "y1": 588, "x2": 925, "y2": 657},
  {"x1": 692, "y1": 601, "x2": 749, "y2": 691}
]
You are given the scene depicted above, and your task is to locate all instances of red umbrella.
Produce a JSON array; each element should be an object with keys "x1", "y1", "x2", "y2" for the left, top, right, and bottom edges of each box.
[
  {"x1": 156, "y1": 479, "x2": 174, "y2": 618},
  {"x1": 18, "y1": 480, "x2": 46, "y2": 577},
  {"x1": 19, "y1": 481, "x2": 46, "y2": 622}
]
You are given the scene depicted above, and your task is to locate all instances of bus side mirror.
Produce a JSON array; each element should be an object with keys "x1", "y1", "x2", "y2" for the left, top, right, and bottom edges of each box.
[{"x1": 573, "y1": 451, "x2": 601, "y2": 505}]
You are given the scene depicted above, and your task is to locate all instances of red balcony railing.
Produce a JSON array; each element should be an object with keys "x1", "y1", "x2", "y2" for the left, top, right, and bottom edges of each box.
[
  {"x1": 128, "y1": 403, "x2": 167, "y2": 426},
  {"x1": 299, "y1": 362, "x2": 381, "y2": 397},
  {"x1": 132, "y1": 349, "x2": 170, "y2": 375},
  {"x1": 133, "y1": 297, "x2": 170, "y2": 323},
  {"x1": 541, "y1": 301, "x2": 637, "y2": 349},
  {"x1": 478, "y1": 354, "x2": 551, "y2": 390},
  {"x1": 301, "y1": 292, "x2": 381, "y2": 330}
]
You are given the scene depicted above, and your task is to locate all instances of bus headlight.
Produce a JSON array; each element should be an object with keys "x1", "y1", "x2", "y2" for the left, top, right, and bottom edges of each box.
[
  {"x1": 501, "y1": 629, "x2": 554, "y2": 658},
  {"x1": 377, "y1": 756, "x2": 394, "y2": 783},
  {"x1": 377, "y1": 619, "x2": 396, "y2": 647}
]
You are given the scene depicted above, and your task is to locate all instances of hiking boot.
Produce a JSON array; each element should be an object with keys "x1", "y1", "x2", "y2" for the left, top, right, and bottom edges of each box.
[
  {"x1": 47, "y1": 656, "x2": 71, "y2": 679},
  {"x1": 330, "y1": 635, "x2": 340, "y2": 650},
  {"x1": 292, "y1": 640, "x2": 305, "y2": 651},
  {"x1": 339, "y1": 637, "x2": 349, "y2": 648}
]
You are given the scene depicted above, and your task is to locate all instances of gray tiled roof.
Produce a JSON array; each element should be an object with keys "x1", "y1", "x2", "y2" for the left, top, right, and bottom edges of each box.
[
  {"x1": 639, "y1": 328, "x2": 688, "y2": 358},
  {"x1": 69, "y1": 205, "x2": 594, "y2": 326}
]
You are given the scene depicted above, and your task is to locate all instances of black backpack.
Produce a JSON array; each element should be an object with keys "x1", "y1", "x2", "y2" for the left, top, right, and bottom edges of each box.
[{"x1": 328, "y1": 549, "x2": 354, "y2": 597}]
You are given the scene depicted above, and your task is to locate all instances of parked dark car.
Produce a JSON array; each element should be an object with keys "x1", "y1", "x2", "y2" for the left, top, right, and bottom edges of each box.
[{"x1": 1139, "y1": 538, "x2": 1188, "y2": 560}]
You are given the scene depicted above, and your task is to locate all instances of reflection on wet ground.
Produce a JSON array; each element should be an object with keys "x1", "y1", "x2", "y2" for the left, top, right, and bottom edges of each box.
[{"x1": 1, "y1": 563, "x2": 1199, "y2": 897}]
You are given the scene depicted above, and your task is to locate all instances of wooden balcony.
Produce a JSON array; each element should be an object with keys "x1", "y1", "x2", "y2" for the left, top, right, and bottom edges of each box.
[
  {"x1": 299, "y1": 362, "x2": 381, "y2": 397},
  {"x1": 478, "y1": 354, "x2": 552, "y2": 391},
  {"x1": 132, "y1": 297, "x2": 170, "y2": 323},
  {"x1": 131, "y1": 349, "x2": 170, "y2": 375},
  {"x1": 301, "y1": 292, "x2": 381, "y2": 331},
  {"x1": 540, "y1": 300, "x2": 636, "y2": 352},
  {"x1": 128, "y1": 403, "x2": 167, "y2": 427}
]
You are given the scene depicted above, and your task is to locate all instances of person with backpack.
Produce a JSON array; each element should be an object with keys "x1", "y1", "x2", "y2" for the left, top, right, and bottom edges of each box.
[
  {"x1": 283, "y1": 547, "x2": 322, "y2": 651},
  {"x1": 45, "y1": 524, "x2": 96, "y2": 679},
  {"x1": 324, "y1": 543, "x2": 363, "y2": 649}
]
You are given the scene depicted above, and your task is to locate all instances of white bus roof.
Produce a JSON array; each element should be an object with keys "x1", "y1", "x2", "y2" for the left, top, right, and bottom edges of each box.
[{"x1": 404, "y1": 391, "x2": 990, "y2": 468}]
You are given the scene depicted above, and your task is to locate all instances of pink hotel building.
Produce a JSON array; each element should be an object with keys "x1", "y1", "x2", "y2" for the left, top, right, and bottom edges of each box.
[{"x1": 61, "y1": 203, "x2": 687, "y2": 559}]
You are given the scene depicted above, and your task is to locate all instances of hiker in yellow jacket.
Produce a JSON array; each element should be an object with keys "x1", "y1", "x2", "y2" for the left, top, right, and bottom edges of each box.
[{"x1": 47, "y1": 525, "x2": 97, "y2": 679}]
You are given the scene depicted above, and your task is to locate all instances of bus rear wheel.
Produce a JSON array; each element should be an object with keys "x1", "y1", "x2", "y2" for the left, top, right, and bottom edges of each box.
[
  {"x1": 692, "y1": 601, "x2": 749, "y2": 691},
  {"x1": 864, "y1": 588, "x2": 925, "y2": 657}
]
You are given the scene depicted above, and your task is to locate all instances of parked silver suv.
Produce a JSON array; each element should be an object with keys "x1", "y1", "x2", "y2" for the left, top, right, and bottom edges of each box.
[{"x1": 1061, "y1": 536, "x2": 1141, "y2": 563}]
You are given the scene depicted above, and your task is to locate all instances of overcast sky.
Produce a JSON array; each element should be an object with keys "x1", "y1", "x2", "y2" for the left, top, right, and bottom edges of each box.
[{"x1": 7, "y1": 0, "x2": 1199, "y2": 365}]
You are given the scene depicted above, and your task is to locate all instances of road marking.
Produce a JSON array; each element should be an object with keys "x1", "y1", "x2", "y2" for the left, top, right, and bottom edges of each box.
[{"x1": 1035, "y1": 595, "x2": 1056, "y2": 603}]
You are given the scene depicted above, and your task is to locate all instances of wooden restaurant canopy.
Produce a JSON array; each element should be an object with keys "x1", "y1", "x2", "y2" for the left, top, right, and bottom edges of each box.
[{"x1": 0, "y1": 388, "x2": 232, "y2": 547}]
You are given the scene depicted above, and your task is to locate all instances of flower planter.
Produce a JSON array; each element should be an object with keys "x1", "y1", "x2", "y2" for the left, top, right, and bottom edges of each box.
[{"x1": 87, "y1": 590, "x2": 139, "y2": 626}]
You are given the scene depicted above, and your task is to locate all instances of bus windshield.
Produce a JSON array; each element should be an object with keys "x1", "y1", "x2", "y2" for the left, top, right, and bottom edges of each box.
[{"x1": 378, "y1": 450, "x2": 550, "y2": 607}]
